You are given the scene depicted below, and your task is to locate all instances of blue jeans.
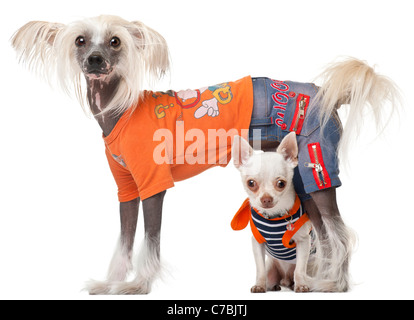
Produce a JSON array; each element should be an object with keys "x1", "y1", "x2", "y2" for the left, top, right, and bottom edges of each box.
[{"x1": 249, "y1": 77, "x2": 342, "y2": 200}]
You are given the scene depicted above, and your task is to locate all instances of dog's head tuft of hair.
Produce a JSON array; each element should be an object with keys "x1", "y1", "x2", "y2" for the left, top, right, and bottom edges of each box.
[{"x1": 11, "y1": 15, "x2": 170, "y2": 116}]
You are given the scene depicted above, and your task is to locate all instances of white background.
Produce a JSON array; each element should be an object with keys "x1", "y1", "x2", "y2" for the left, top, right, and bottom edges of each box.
[{"x1": 1, "y1": 0, "x2": 413, "y2": 300}]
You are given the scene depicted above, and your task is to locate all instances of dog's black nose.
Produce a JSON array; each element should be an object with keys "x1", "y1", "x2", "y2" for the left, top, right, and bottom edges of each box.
[{"x1": 88, "y1": 54, "x2": 104, "y2": 67}]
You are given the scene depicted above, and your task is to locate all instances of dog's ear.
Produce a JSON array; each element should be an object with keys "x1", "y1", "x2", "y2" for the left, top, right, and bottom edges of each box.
[
  {"x1": 128, "y1": 21, "x2": 170, "y2": 78},
  {"x1": 232, "y1": 135, "x2": 253, "y2": 169},
  {"x1": 277, "y1": 132, "x2": 298, "y2": 167},
  {"x1": 12, "y1": 21, "x2": 65, "y2": 67}
]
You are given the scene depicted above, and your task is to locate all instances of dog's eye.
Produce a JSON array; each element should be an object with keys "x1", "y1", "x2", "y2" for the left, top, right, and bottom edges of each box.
[
  {"x1": 75, "y1": 36, "x2": 86, "y2": 47},
  {"x1": 275, "y1": 180, "x2": 287, "y2": 191},
  {"x1": 247, "y1": 179, "x2": 258, "y2": 192},
  {"x1": 110, "y1": 37, "x2": 121, "y2": 48}
]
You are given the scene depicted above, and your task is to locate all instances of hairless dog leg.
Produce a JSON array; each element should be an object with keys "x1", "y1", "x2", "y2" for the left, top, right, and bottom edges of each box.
[
  {"x1": 302, "y1": 197, "x2": 323, "y2": 233},
  {"x1": 86, "y1": 198, "x2": 139, "y2": 294},
  {"x1": 111, "y1": 190, "x2": 166, "y2": 294},
  {"x1": 106, "y1": 198, "x2": 139, "y2": 282},
  {"x1": 310, "y1": 188, "x2": 354, "y2": 292}
]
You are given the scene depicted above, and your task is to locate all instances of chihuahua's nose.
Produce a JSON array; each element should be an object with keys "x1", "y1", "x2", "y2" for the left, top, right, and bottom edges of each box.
[
  {"x1": 260, "y1": 194, "x2": 274, "y2": 208},
  {"x1": 88, "y1": 54, "x2": 104, "y2": 67}
]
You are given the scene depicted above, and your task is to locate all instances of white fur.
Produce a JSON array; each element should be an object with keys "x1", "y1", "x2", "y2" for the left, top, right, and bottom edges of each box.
[
  {"x1": 251, "y1": 222, "x2": 314, "y2": 293},
  {"x1": 312, "y1": 57, "x2": 401, "y2": 159},
  {"x1": 308, "y1": 216, "x2": 357, "y2": 292},
  {"x1": 11, "y1": 15, "x2": 170, "y2": 116},
  {"x1": 232, "y1": 134, "x2": 354, "y2": 292},
  {"x1": 110, "y1": 235, "x2": 162, "y2": 295},
  {"x1": 233, "y1": 133, "x2": 314, "y2": 292},
  {"x1": 238, "y1": 152, "x2": 296, "y2": 217},
  {"x1": 233, "y1": 133, "x2": 298, "y2": 218},
  {"x1": 12, "y1": 15, "x2": 400, "y2": 295},
  {"x1": 107, "y1": 238, "x2": 133, "y2": 282},
  {"x1": 86, "y1": 234, "x2": 162, "y2": 295}
]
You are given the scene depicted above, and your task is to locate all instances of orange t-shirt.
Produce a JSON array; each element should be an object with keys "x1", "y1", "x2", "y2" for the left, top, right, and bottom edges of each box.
[{"x1": 104, "y1": 76, "x2": 253, "y2": 201}]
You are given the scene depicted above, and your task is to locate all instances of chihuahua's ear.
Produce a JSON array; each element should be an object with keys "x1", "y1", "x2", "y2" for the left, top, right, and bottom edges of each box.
[
  {"x1": 277, "y1": 132, "x2": 298, "y2": 167},
  {"x1": 232, "y1": 135, "x2": 253, "y2": 169}
]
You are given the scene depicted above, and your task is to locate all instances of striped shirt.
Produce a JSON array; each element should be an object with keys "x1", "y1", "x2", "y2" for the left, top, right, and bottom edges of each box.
[
  {"x1": 250, "y1": 204, "x2": 304, "y2": 263},
  {"x1": 231, "y1": 195, "x2": 310, "y2": 264}
]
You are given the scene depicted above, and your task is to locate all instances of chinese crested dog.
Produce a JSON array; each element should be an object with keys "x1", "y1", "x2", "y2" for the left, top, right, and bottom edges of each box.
[{"x1": 12, "y1": 15, "x2": 400, "y2": 294}]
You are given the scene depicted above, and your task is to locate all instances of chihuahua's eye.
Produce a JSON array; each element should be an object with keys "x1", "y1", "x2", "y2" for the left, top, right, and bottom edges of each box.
[
  {"x1": 110, "y1": 37, "x2": 121, "y2": 48},
  {"x1": 247, "y1": 179, "x2": 258, "y2": 192},
  {"x1": 275, "y1": 180, "x2": 287, "y2": 191},
  {"x1": 75, "y1": 36, "x2": 86, "y2": 47}
]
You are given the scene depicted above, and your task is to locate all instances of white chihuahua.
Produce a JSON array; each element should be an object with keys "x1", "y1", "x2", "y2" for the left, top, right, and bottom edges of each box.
[
  {"x1": 12, "y1": 15, "x2": 400, "y2": 294},
  {"x1": 232, "y1": 133, "x2": 314, "y2": 292}
]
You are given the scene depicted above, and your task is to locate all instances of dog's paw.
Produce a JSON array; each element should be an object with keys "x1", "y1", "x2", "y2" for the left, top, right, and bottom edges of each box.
[
  {"x1": 110, "y1": 280, "x2": 151, "y2": 295},
  {"x1": 294, "y1": 284, "x2": 310, "y2": 293},
  {"x1": 268, "y1": 284, "x2": 282, "y2": 292},
  {"x1": 85, "y1": 280, "x2": 111, "y2": 295},
  {"x1": 251, "y1": 285, "x2": 266, "y2": 293}
]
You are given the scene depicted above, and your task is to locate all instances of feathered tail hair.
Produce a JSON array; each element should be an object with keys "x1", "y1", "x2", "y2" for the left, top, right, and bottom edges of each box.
[
  {"x1": 312, "y1": 57, "x2": 401, "y2": 158},
  {"x1": 305, "y1": 58, "x2": 401, "y2": 291},
  {"x1": 11, "y1": 15, "x2": 170, "y2": 116}
]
